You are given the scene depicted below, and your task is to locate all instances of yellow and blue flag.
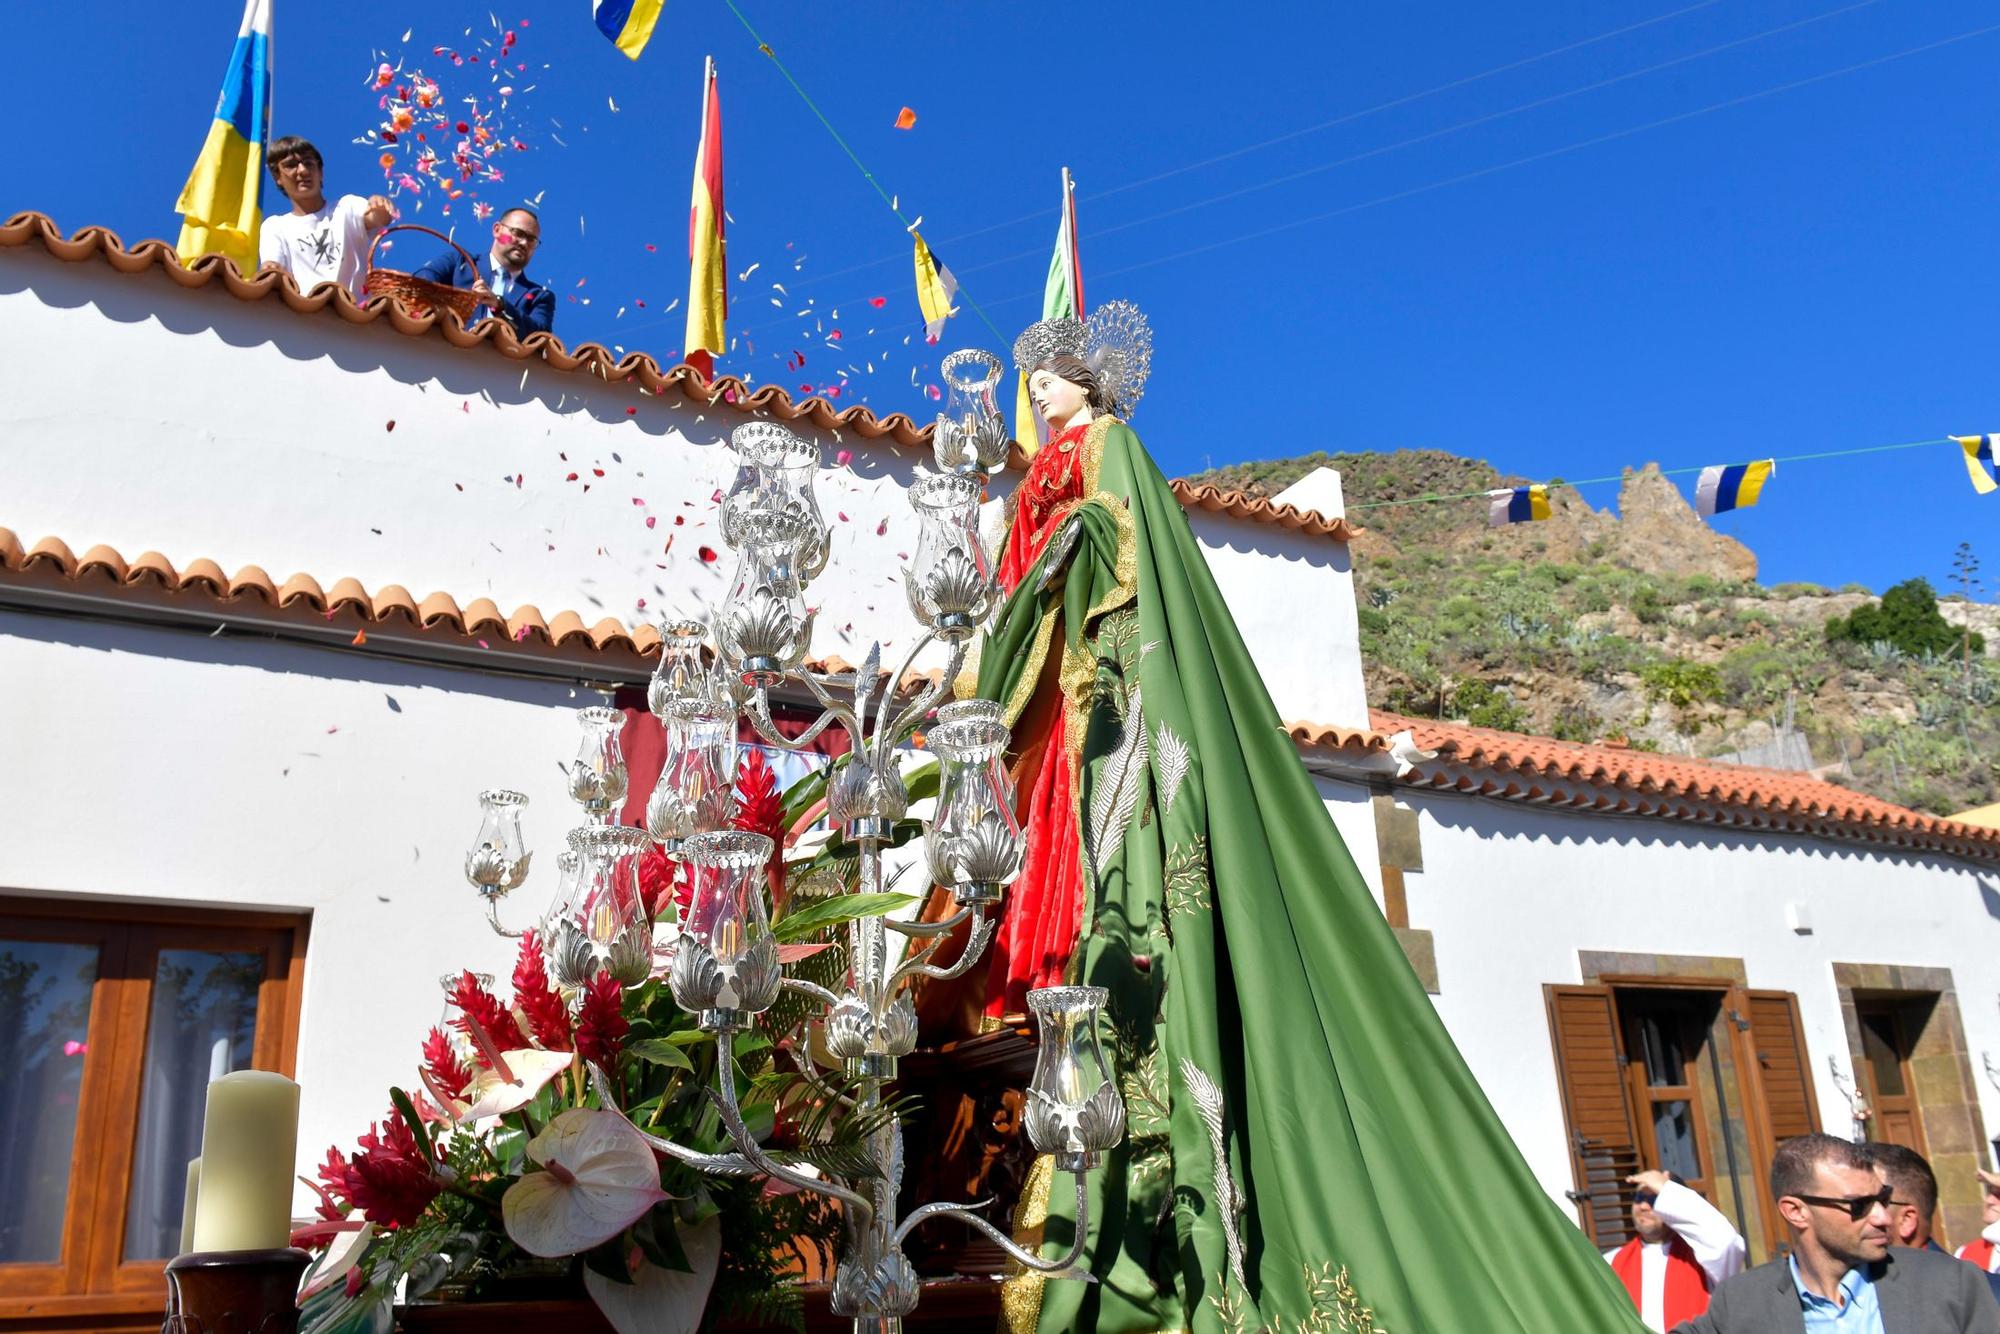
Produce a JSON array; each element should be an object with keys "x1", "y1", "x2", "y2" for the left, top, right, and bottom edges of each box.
[
  {"x1": 1487, "y1": 484, "x2": 1552, "y2": 527},
  {"x1": 174, "y1": 0, "x2": 272, "y2": 272},
  {"x1": 1695, "y1": 458, "x2": 1775, "y2": 517},
  {"x1": 594, "y1": 0, "x2": 664, "y2": 60},
  {"x1": 1952, "y1": 435, "x2": 1999, "y2": 496},
  {"x1": 912, "y1": 230, "x2": 958, "y2": 344}
]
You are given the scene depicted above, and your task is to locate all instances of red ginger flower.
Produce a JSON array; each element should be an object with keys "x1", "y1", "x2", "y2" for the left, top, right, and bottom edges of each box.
[
  {"x1": 574, "y1": 969, "x2": 629, "y2": 1070},
  {"x1": 421, "y1": 1025, "x2": 471, "y2": 1099},
  {"x1": 733, "y1": 749, "x2": 786, "y2": 905},
  {"x1": 512, "y1": 931, "x2": 573, "y2": 1051},
  {"x1": 450, "y1": 969, "x2": 522, "y2": 1068},
  {"x1": 313, "y1": 1145, "x2": 360, "y2": 1222},
  {"x1": 343, "y1": 1105, "x2": 442, "y2": 1230},
  {"x1": 639, "y1": 843, "x2": 691, "y2": 922}
]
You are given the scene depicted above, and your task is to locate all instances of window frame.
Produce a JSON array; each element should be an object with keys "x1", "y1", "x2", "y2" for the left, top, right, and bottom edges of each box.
[{"x1": 0, "y1": 896, "x2": 307, "y2": 1327}]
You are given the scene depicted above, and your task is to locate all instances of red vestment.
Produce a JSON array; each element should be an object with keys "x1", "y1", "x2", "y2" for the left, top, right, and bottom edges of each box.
[{"x1": 1610, "y1": 1234, "x2": 1713, "y2": 1329}]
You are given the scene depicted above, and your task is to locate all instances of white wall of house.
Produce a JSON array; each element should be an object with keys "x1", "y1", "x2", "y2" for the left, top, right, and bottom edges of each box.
[
  {"x1": 0, "y1": 613, "x2": 591, "y2": 1197},
  {"x1": 0, "y1": 248, "x2": 1367, "y2": 732},
  {"x1": 1387, "y1": 786, "x2": 2000, "y2": 1209}
]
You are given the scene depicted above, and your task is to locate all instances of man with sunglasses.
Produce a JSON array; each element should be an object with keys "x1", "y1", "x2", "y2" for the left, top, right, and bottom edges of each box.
[
  {"x1": 1673, "y1": 1133, "x2": 1999, "y2": 1333},
  {"x1": 410, "y1": 207, "x2": 555, "y2": 337},
  {"x1": 1870, "y1": 1144, "x2": 2000, "y2": 1305},
  {"x1": 1606, "y1": 1168, "x2": 1746, "y2": 1331}
]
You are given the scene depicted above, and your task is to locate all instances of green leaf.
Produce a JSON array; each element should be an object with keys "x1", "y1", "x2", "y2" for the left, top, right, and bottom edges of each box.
[
  {"x1": 633, "y1": 1206, "x2": 693, "y2": 1273},
  {"x1": 583, "y1": 1235, "x2": 634, "y2": 1286},
  {"x1": 387, "y1": 1087, "x2": 434, "y2": 1164},
  {"x1": 628, "y1": 1038, "x2": 695, "y2": 1072},
  {"x1": 778, "y1": 765, "x2": 831, "y2": 831},
  {"x1": 772, "y1": 892, "x2": 919, "y2": 943}
]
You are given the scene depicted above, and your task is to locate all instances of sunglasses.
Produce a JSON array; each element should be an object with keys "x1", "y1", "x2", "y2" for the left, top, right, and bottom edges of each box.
[{"x1": 1793, "y1": 1185, "x2": 1893, "y2": 1221}]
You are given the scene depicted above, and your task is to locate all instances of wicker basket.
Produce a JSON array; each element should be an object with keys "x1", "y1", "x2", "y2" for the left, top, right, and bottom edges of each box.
[{"x1": 363, "y1": 224, "x2": 482, "y2": 323}]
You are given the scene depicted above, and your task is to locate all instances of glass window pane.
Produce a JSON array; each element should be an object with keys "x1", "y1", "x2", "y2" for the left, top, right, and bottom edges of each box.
[
  {"x1": 1637, "y1": 1013, "x2": 1686, "y2": 1088},
  {"x1": 1860, "y1": 1010, "x2": 1907, "y2": 1097},
  {"x1": 1654, "y1": 1099, "x2": 1703, "y2": 1181},
  {"x1": 123, "y1": 950, "x2": 264, "y2": 1261},
  {"x1": 0, "y1": 938, "x2": 100, "y2": 1264}
]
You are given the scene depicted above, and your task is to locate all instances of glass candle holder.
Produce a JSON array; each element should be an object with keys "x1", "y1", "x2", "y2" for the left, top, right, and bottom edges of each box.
[
  {"x1": 719, "y1": 511, "x2": 812, "y2": 687},
  {"x1": 670, "y1": 830, "x2": 780, "y2": 1031},
  {"x1": 465, "y1": 789, "x2": 531, "y2": 897},
  {"x1": 905, "y1": 472, "x2": 993, "y2": 640},
  {"x1": 933, "y1": 348, "x2": 1008, "y2": 476},
  {"x1": 647, "y1": 699, "x2": 739, "y2": 849},
  {"x1": 647, "y1": 619, "x2": 711, "y2": 719},
  {"x1": 564, "y1": 825, "x2": 653, "y2": 985},
  {"x1": 751, "y1": 430, "x2": 829, "y2": 580},
  {"x1": 1024, "y1": 985, "x2": 1125, "y2": 1171},
  {"x1": 567, "y1": 707, "x2": 629, "y2": 821},
  {"x1": 925, "y1": 700, "x2": 1021, "y2": 905},
  {"x1": 720, "y1": 422, "x2": 791, "y2": 546}
]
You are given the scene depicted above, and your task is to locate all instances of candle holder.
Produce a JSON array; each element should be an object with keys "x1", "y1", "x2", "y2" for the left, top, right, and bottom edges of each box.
[{"x1": 162, "y1": 1247, "x2": 313, "y2": 1334}]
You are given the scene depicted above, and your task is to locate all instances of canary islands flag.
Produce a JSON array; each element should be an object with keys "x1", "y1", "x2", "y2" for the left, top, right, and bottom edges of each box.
[
  {"x1": 1952, "y1": 435, "x2": 1999, "y2": 496},
  {"x1": 174, "y1": 0, "x2": 272, "y2": 272},
  {"x1": 912, "y1": 230, "x2": 958, "y2": 344},
  {"x1": 593, "y1": 0, "x2": 663, "y2": 60},
  {"x1": 1487, "y1": 484, "x2": 1552, "y2": 527},
  {"x1": 1695, "y1": 459, "x2": 1775, "y2": 517}
]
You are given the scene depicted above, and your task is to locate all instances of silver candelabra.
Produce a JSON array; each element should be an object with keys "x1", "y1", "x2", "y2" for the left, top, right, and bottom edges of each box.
[{"x1": 462, "y1": 347, "x2": 1123, "y2": 1332}]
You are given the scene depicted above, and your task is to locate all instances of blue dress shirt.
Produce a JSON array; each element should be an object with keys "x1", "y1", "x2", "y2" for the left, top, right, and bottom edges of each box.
[{"x1": 1790, "y1": 1255, "x2": 1886, "y2": 1333}]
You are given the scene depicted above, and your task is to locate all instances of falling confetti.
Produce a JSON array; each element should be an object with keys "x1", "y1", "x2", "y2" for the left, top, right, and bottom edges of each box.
[{"x1": 894, "y1": 107, "x2": 917, "y2": 130}]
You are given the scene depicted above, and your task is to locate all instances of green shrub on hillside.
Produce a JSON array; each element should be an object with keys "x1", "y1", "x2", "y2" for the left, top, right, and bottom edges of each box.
[{"x1": 1825, "y1": 578, "x2": 1982, "y2": 657}]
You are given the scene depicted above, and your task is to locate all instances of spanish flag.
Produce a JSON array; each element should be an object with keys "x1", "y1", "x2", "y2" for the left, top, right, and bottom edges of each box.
[
  {"x1": 1952, "y1": 435, "x2": 1999, "y2": 496},
  {"x1": 1695, "y1": 459, "x2": 1775, "y2": 517},
  {"x1": 684, "y1": 57, "x2": 726, "y2": 379},
  {"x1": 912, "y1": 230, "x2": 958, "y2": 344},
  {"x1": 174, "y1": 0, "x2": 273, "y2": 272},
  {"x1": 593, "y1": 0, "x2": 663, "y2": 60},
  {"x1": 1487, "y1": 484, "x2": 1552, "y2": 526}
]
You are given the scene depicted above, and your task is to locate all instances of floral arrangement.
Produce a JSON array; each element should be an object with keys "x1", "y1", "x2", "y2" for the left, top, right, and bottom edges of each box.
[{"x1": 296, "y1": 749, "x2": 930, "y2": 1334}]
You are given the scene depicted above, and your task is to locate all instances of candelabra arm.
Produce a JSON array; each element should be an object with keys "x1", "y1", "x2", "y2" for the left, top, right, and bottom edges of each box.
[
  {"x1": 890, "y1": 1171, "x2": 1091, "y2": 1274},
  {"x1": 714, "y1": 1030, "x2": 876, "y2": 1225},
  {"x1": 585, "y1": 1064, "x2": 759, "y2": 1177},
  {"x1": 877, "y1": 637, "x2": 969, "y2": 765},
  {"x1": 744, "y1": 688, "x2": 850, "y2": 753},
  {"x1": 483, "y1": 898, "x2": 525, "y2": 940},
  {"x1": 784, "y1": 1051, "x2": 859, "y2": 1111},
  {"x1": 890, "y1": 911, "x2": 995, "y2": 990},
  {"x1": 884, "y1": 906, "x2": 975, "y2": 939},
  {"x1": 780, "y1": 976, "x2": 842, "y2": 1009}
]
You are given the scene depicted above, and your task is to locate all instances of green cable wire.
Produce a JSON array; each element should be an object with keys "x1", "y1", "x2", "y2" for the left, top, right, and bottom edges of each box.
[
  {"x1": 1346, "y1": 436, "x2": 1955, "y2": 511},
  {"x1": 714, "y1": 0, "x2": 1010, "y2": 348}
]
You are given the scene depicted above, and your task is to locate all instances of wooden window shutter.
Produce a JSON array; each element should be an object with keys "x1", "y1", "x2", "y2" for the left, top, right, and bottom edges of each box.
[
  {"x1": 1545, "y1": 984, "x2": 1643, "y2": 1247},
  {"x1": 1745, "y1": 989, "x2": 1821, "y2": 1143}
]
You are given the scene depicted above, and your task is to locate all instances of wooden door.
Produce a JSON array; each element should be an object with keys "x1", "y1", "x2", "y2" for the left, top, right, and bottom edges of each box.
[
  {"x1": 1857, "y1": 1002, "x2": 1926, "y2": 1154},
  {"x1": 1546, "y1": 985, "x2": 1643, "y2": 1246},
  {"x1": 1618, "y1": 991, "x2": 1720, "y2": 1203}
]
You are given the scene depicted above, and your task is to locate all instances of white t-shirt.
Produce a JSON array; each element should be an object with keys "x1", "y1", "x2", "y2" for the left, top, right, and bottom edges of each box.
[{"x1": 258, "y1": 195, "x2": 374, "y2": 298}]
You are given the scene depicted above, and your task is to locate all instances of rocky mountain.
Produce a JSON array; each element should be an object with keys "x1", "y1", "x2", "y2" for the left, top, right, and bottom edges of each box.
[{"x1": 1187, "y1": 449, "x2": 2000, "y2": 817}]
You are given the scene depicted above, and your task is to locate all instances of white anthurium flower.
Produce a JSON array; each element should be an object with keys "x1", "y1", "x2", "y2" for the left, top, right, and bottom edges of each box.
[
  {"x1": 583, "y1": 1213, "x2": 722, "y2": 1334},
  {"x1": 460, "y1": 1049, "x2": 576, "y2": 1122},
  {"x1": 297, "y1": 1218, "x2": 375, "y2": 1302},
  {"x1": 502, "y1": 1108, "x2": 672, "y2": 1258}
]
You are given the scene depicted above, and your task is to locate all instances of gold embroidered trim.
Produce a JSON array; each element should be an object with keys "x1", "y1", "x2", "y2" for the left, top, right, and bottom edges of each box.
[{"x1": 999, "y1": 1153, "x2": 1057, "y2": 1334}]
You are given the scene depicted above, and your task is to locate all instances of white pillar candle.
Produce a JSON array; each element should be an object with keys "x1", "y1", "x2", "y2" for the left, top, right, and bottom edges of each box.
[
  {"x1": 178, "y1": 1157, "x2": 202, "y2": 1256},
  {"x1": 189, "y1": 1071, "x2": 300, "y2": 1253}
]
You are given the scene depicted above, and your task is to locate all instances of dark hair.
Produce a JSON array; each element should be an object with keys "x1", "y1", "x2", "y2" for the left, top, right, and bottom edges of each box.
[
  {"x1": 266, "y1": 136, "x2": 322, "y2": 179},
  {"x1": 498, "y1": 206, "x2": 540, "y2": 229},
  {"x1": 1771, "y1": 1133, "x2": 1873, "y2": 1200},
  {"x1": 1032, "y1": 354, "x2": 1111, "y2": 414},
  {"x1": 1865, "y1": 1141, "x2": 1938, "y2": 1219}
]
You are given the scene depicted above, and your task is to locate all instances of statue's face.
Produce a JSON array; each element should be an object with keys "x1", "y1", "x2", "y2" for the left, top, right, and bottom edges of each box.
[{"x1": 1029, "y1": 369, "x2": 1092, "y2": 430}]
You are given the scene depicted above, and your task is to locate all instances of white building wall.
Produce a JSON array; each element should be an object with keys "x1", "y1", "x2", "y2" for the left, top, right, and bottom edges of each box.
[{"x1": 1383, "y1": 786, "x2": 2000, "y2": 1209}]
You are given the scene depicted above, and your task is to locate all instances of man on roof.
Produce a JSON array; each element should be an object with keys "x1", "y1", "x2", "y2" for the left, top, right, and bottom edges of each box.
[
  {"x1": 410, "y1": 207, "x2": 555, "y2": 338},
  {"x1": 256, "y1": 136, "x2": 394, "y2": 300}
]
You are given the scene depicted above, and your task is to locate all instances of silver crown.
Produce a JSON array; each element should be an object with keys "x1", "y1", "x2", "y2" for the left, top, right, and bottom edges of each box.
[{"x1": 1012, "y1": 301, "x2": 1152, "y2": 418}]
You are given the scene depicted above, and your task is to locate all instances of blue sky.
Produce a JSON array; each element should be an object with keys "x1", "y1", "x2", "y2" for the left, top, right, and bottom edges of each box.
[{"x1": 8, "y1": 0, "x2": 1998, "y2": 594}]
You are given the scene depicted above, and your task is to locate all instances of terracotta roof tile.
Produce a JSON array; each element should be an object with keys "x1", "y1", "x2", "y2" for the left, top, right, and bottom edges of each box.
[
  {"x1": 1368, "y1": 708, "x2": 2000, "y2": 865},
  {"x1": 2, "y1": 211, "x2": 1353, "y2": 544}
]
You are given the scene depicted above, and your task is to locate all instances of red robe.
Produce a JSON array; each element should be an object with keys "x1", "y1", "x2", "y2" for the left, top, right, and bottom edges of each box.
[
  {"x1": 983, "y1": 421, "x2": 1092, "y2": 1018},
  {"x1": 1610, "y1": 1234, "x2": 1713, "y2": 1329},
  {"x1": 1958, "y1": 1237, "x2": 1997, "y2": 1270}
]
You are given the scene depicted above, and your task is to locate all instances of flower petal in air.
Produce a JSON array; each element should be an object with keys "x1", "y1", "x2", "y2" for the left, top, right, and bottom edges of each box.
[
  {"x1": 502, "y1": 1108, "x2": 671, "y2": 1257},
  {"x1": 460, "y1": 1048, "x2": 575, "y2": 1121}
]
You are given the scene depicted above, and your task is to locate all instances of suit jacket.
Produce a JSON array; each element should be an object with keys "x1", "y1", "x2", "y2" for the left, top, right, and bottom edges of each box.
[
  {"x1": 1672, "y1": 1246, "x2": 2000, "y2": 1334},
  {"x1": 408, "y1": 248, "x2": 554, "y2": 336}
]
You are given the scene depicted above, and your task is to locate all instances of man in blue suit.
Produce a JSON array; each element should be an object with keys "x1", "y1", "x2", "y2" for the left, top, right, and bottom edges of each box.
[{"x1": 411, "y1": 206, "x2": 555, "y2": 336}]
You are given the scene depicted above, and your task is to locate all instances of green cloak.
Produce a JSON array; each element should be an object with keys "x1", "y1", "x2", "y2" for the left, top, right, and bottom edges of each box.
[{"x1": 973, "y1": 418, "x2": 1644, "y2": 1333}]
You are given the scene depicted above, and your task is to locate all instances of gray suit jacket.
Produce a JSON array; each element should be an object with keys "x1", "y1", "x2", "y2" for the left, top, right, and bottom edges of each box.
[{"x1": 1672, "y1": 1246, "x2": 2000, "y2": 1334}]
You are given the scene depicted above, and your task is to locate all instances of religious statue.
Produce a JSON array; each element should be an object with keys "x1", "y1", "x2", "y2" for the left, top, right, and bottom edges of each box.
[{"x1": 934, "y1": 303, "x2": 1649, "y2": 1332}]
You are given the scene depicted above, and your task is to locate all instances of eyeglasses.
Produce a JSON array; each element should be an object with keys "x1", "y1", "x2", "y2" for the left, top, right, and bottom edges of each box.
[
  {"x1": 1792, "y1": 1186, "x2": 1893, "y2": 1220},
  {"x1": 1632, "y1": 1191, "x2": 1659, "y2": 1207}
]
